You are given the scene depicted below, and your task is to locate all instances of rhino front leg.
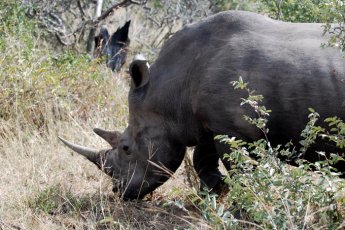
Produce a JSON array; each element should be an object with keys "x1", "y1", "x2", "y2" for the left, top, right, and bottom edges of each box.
[{"x1": 193, "y1": 140, "x2": 227, "y2": 193}]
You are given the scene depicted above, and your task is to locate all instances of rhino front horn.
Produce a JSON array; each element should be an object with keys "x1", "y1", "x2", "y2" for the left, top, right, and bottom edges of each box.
[{"x1": 58, "y1": 136, "x2": 99, "y2": 164}]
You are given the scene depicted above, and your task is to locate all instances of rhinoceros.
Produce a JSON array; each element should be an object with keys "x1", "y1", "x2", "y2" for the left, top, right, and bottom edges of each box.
[
  {"x1": 60, "y1": 11, "x2": 345, "y2": 200},
  {"x1": 94, "y1": 20, "x2": 131, "y2": 71}
]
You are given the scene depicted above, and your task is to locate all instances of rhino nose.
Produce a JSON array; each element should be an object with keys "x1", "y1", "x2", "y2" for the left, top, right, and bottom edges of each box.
[{"x1": 119, "y1": 141, "x2": 131, "y2": 155}]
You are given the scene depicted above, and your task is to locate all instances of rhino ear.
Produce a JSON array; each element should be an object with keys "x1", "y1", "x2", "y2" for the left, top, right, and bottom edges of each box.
[
  {"x1": 99, "y1": 27, "x2": 110, "y2": 41},
  {"x1": 129, "y1": 55, "x2": 150, "y2": 88},
  {"x1": 93, "y1": 128, "x2": 120, "y2": 148}
]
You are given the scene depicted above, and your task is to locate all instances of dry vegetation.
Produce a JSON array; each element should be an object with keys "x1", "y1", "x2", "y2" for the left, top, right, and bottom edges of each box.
[
  {"x1": 0, "y1": 3, "x2": 213, "y2": 229},
  {"x1": 1, "y1": 1, "x2": 345, "y2": 229},
  {"x1": 0, "y1": 115, "x2": 208, "y2": 229}
]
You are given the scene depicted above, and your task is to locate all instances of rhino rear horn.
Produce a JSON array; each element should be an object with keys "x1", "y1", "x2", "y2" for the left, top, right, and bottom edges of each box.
[
  {"x1": 93, "y1": 128, "x2": 120, "y2": 148},
  {"x1": 58, "y1": 136, "x2": 99, "y2": 165}
]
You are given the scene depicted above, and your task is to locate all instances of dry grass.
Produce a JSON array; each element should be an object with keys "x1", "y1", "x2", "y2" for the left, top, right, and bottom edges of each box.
[
  {"x1": 0, "y1": 4, "x2": 209, "y2": 228},
  {"x1": 0, "y1": 77, "x2": 209, "y2": 229},
  {"x1": 0, "y1": 38, "x2": 207, "y2": 228}
]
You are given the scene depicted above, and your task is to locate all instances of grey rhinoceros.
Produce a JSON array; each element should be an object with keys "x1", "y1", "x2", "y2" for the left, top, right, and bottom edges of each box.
[
  {"x1": 94, "y1": 20, "x2": 131, "y2": 71},
  {"x1": 60, "y1": 11, "x2": 345, "y2": 200}
]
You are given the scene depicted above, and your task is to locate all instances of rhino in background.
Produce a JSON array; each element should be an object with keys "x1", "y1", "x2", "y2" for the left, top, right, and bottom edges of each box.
[
  {"x1": 94, "y1": 20, "x2": 131, "y2": 71},
  {"x1": 60, "y1": 11, "x2": 345, "y2": 200}
]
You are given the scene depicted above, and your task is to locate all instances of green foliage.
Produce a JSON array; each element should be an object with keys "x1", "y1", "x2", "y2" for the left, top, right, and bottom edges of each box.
[
  {"x1": 0, "y1": 1, "x2": 34, "y2": 32},
  {"x1": 194, "y1": 78, "x2": 345, "y2": 229},
  {"x1": 220, "y1": 135, "x2": 343, "y2": 229},
  {"x1": 257, "y1": 0, "x2": 345, "y2": 51},
  {"x1": 0, "y1": 1, "x2": 36, "y2": 54},
  {"x1": 259, "y1": 0, "x2": 329, "y2": 22},
  {"x1": 324, "y1": 116, "x2": 345, "y2": 148},
  {"x1": 321, "y1": 0, "x2": 345, "y2": 52},
  {"x1": 210, "y1": 0, "x2": 260, "y2": 12},
  {"x1": 299, "y1": 109, "x2": 326, "y2": 154},
  {"x1": 30, "y1": 186, "x2": 60, "y2": 214},
  {"x1": 231, "y1": 77, "x2": 271, "y2": 132},
  {"x1": 191, "y1": 192, "x2": 235, "y2": 229},
  {"x1": 27, "y1": 185, "x2": 91, "y2": 215}
]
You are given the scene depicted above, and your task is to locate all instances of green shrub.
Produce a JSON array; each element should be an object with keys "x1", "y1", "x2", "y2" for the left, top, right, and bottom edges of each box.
[
  {"x1": 259, "y1": 0, "x2": 328, "y2": 22},
  {"x1": 321, "y1": 0, "x2": 345, "y2": 52},
  {"x1": 192, "y1": 78, "x2": 345, "y2": 229}
]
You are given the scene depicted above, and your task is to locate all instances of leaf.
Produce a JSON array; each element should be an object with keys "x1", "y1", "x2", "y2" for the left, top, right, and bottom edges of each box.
[
  {"x1": 217, "y1": 204, "x2": 224, "y2": 216},
  {"x1": 317, "y1": 151, "x2": 326, "y2": 157}
]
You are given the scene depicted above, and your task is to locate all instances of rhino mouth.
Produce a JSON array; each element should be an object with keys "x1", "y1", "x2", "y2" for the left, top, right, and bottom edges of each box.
[
  {"x1": 112, "y1": 179, "x2": 140, "y2": 200},
  {"x1": 111, "y1": 179, "x2": 129, "y2": 197},
  {"x1": 111, "y1": 179, "x2": 122, "y2": 194}
]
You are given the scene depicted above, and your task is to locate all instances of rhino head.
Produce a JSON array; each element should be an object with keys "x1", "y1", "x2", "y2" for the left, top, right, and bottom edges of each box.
[
  {"x1": 60, "y1": 57, "x2": 186, "y2": 200},
  {"x1": 94, "y1": 20, "x2": 131, "y2": 71}
]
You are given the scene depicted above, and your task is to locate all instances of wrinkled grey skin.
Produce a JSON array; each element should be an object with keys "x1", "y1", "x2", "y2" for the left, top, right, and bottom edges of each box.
[
  {"x1": 61, "y1": 11, "x2": 345, "y2": 200},
  {"x1": 94, "y1": 20, "x2": 131, "y2": 71}
]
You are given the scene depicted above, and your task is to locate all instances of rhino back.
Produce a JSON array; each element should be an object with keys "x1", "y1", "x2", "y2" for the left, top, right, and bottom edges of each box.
[{"x1": 147, "y1": 11, "x2": 345, "y2": 146}]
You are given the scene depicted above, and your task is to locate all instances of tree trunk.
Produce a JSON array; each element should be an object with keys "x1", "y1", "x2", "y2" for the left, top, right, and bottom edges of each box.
[{"x1": 86, "y1": 0, "x2": 104, "y2": 53}]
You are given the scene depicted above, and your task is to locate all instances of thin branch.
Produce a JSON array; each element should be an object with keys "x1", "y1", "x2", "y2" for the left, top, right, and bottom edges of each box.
[
  {"x1": 95, "y1": 0, "x2": 147, "y2": 24},
  {"x1": 147, "y1": 16, "x2": 162, "y2": 27},
  {"x1": 77, "y1": 0, "x2": 87, "y2": 18},
  {"x1": 55, "y1": 33, "x2": 74, "y2": 46},
  {"x1": 23, "y1": 0, "x2": 147, "y2": 48}
]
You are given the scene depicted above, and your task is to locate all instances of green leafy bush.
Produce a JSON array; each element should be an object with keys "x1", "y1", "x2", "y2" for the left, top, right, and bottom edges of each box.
[
  {"x1": 321, "y1": 0, "x2": 345, "y2": 52},
  {"x1": 192, "y1": 78, "x2": 345, "y2": 229},
  {"x1": 259, "y1": 0, "x2": 328, "y2": 22}
]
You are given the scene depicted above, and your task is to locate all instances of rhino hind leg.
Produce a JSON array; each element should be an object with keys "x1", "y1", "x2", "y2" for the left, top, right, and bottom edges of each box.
[{"x1": 193, "y1": 141, "x2": 227, "y2": 193}]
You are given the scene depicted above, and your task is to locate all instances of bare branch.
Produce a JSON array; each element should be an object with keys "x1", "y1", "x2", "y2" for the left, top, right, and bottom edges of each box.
[
  {"x1": 55, "y1": 33, "x2": 74, "y2": 46},
  {"x1": 129, "y1": 0, "x2": 148, "y2": 4},
  {"x1": 77, "y1": 0, "x2": 87, "y2": 18},
  {"x1": 23, "y1": 0, "x2": 148, "y2": 49},
  {"x1": 147, "y1": 16, "x2": 161, "y2": 27},
  {"x1": 95, "y1": 0, "x2": 147, "y2": 24}
]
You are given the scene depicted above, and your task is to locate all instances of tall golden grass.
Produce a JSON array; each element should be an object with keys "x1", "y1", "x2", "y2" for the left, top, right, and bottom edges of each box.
[{"x1": 0, "y1": 4, "x2": 207, "y2": 229}]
